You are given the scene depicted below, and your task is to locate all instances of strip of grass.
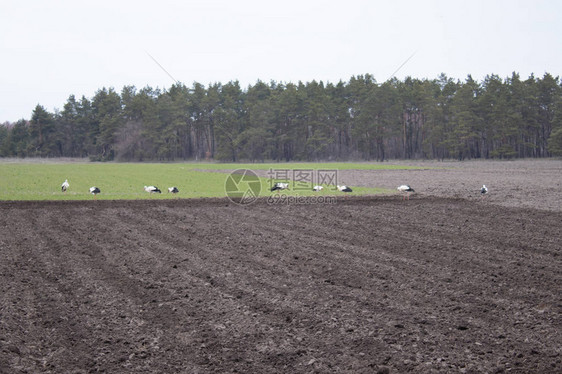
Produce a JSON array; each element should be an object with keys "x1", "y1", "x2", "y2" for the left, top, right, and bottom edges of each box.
[
  {"x1": 0, "y1": 162, "x2": 405, "y2": 201},
  {"x1": 187, "y1": 162, "x2": 424, "y2": 171}
]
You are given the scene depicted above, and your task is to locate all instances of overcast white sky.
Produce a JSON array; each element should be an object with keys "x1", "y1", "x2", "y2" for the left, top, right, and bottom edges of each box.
[{"x1": 1, "y1": 0, "x2": 560, "y2": 122}]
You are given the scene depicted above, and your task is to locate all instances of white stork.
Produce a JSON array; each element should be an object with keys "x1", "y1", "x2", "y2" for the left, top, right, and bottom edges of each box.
[
  {"x1": 337, "y1": 185, "x2": 353, "y2": 193},
  {"x1": 397, "y1": 185, "x2": 415, "y2": 200},
  {"x1": 481, "y1": 184, "x2": 488, "y2": 197},
  {"x1": 144, "y1": 185, "x2": 162, "y2": 194},
  {"x1": 61, "y1": 179, "x2": 69, "y2": 193},
  {"x1": 312, "y1": 185, "x2": 323, "y2": 191},
  {"x1": 168, "y1": 187, "x2": 179, "y2": 193},
  {"x1": 271, "y1": 182, "x2": 289, "y2": 192},
  {"x1": 89, "y1": 186, "x2": 101, "y2": 200},
  {"x1": 337, "y1": 185, "x2": 352, "y2": 200}
]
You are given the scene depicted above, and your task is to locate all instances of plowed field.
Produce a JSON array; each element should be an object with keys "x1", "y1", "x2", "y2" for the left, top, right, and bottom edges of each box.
[{"x1": 1, "y1": 192, "x2": 560, "y2": 373}]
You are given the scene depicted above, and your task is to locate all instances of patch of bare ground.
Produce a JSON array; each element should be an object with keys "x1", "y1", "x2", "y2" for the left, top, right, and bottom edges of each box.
[
  {"x1": 343, "y1": 159, "x2": 562, "y2": 212},
  {"x1": 0, "y1": 196, "x2": 560, "y2": 373},
  {"x1": 203, "y1": 159, "x2": 562, "y2": 212}
]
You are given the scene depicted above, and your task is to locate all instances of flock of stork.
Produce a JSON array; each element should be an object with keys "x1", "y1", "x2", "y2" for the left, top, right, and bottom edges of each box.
[
  {"x1": 271, "y1": 182, "x2": 353, "y2": 194},
  {"x1": 273, "y1": 182, "x2": 419, "y2": 200},
  {"x1": 61, "y1": 179, "x2": 488, "y2": 201},
  {"x1": 60, "y1": 179, "x2": 179, "y2": 200},
  {"x1": 268, "y1": 182, "x2": 487, "y2": 200}
]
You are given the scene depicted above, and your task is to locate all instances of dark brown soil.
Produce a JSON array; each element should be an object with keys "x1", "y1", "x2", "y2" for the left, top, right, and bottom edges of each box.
[{"x1": 0, "y1": 196, "x2": 560, "y2": 373}]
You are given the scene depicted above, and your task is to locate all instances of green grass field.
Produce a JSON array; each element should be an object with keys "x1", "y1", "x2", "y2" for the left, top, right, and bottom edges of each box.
[{"x1": 0, "y1": 162, "x2": 416, "y2": 201}]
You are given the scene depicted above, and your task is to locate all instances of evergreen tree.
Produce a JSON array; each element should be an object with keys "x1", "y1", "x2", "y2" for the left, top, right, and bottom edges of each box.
[
  {"x1": 28, "y1": 105, "x2": 56, "y2": 157},
  {"x1": 0, "y1": 124, "x2": 9, "y2": 156},
  {"x1": 214, "y1": 81, "x2": 245, "y2": 162},
  {"x1": 448, "y1": 76, "x2": 482, "y2": 160},
  {"x1": 91, "y1": 88, "x2": 123, "y2": 161}
]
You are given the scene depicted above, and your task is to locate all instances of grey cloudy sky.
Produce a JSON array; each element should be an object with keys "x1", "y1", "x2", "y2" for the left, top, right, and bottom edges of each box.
[{"x1": 1, "y1": 0, "x2": 560, "y2": 122}]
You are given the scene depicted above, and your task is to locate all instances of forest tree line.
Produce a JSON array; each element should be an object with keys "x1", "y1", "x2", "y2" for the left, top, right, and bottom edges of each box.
[{"x1": 1, "y1": 72, "x2": 561, "y2": 162}]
